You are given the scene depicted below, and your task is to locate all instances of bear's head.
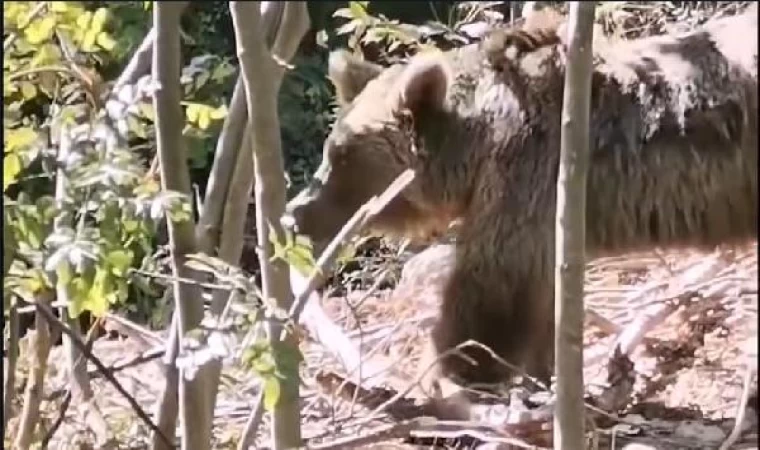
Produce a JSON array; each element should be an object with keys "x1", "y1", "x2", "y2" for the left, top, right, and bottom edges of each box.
[{"x1": 284, "y1": 50, "x2": 453, "y2": 252}]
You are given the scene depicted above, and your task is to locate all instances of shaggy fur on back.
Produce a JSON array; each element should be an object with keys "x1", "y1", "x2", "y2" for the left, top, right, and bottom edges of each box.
[{"x1": 286, "y1": 5, "x2": 758, "y2": 388}]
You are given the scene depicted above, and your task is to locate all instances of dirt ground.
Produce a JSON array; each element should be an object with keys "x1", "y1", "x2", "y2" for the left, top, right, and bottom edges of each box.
[{"x1": 7, "y1": 242, "x2": 755, "y2": 449}]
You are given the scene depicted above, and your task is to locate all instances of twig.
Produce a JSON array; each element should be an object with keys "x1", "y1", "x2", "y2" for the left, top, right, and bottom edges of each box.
[
  {"x1": 104, "y1": 312, "x2": 165, "y2": 348},
  {"x1": 87, "y1": 347, "x2": 166, "y2": 378},
  {"x1": 40, "y1": 390, "x2": 72, "y2": 448},
  {"x1": 111, "y1": 3, "x2": 191, "y2": 92},
  {"x1": 612, "y1": 255, "x2": 724, "y2": 357},
  {"x1": 236, "y1": 394, "x2": 267, "y2": 450},
  {"x1": 718, "y1": 360, "x2": 757, "y2": 450},
  {"x1": 132, "y1": 268, "x2": 236, "y2": 292},
  {"x1": 32, "y1": 300, "x2": 174, "y2": 448},
  {"x1": 353, "y1": 341, "x2": 480, "y2": 427}
]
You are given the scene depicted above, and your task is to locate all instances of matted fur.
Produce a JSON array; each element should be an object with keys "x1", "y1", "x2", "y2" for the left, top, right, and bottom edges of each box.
[{"x1": 286, "y1": 5, "x2": 758, "y2": 388}]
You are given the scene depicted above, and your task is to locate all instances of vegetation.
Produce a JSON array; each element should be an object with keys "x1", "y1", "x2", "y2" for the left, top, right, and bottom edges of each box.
[{"x1": 3, "y1": 1, "x2": 754, "y2": 449}]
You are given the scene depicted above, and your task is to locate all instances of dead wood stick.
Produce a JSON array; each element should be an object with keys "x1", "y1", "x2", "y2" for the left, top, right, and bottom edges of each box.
[
  {"x1": 719, "y1": 355, "x2": 758, "y2": 450},
  {"x1": 612, "y1": 256, "x2": 724, "y2": 357},
  {"x1": 40, "y1": 390, "x2": 72, "y2": 448}
]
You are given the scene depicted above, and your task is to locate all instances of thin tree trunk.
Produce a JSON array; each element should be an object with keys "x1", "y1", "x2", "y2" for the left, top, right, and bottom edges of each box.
[
  {"x1": 54, "y1": 125, "x2": 110, "y2": 443},
  {"x1": 152, "y1": 3, "x2": 209, "y2": 449},
  {"x1": 553, "y1": 2, "x2": 595, "y2": 450},
  {"x1": 150, "y1": 4, "x2": 289, "y2": 446},
  {"x1": 204, "y1": 2, "x2": 309, "y2": 424},
  {"x1": 229, "y1": 2, "x2": 309, "y2": 448}
]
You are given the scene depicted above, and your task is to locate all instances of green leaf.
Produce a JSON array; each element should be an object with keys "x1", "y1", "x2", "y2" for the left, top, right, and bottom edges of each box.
[
  {"x1": 197, "y1": 108, "x2": 211, "y2": 130},
  {"x1": 67, "y1": 276, "x2": 90, "y2": 318},
  {"x1": 55, "y1": 259, "x2": 74, "y2": 289},
  {"x1": 90, "y1": 8, "x2": 109, "y2": 34},
  {"x1": 185, "y1": 103, "x2": 200, "y2": 123},
  {"x1": 83, "y1": 267, "x2": 111, "y2": 317},
  {"x1": 4, "y1": 154, "x2": 22, "y2": 191},
  {"x1": 332, "y1": 8, "x2": 355, "y2": 19},
  {"x1": 81, "y1": 28, "x2": 99, "y2": 52},
  {"x1": 335, "y1": 21, "x2": 358, "y2": 36},
  {"x1": 5, "y1": 127, "x2": 38, "y2": 153},
  {"x1": 349, "y1": 1, "x2": 369, "y2": 19},
  {"x1": 106, "y1": 250, "x2": 133, "y2": 277},
  {"x1": 209, "y1": 105, "x2": 228, "y2": 120},
  {"x1": 50, "y1": 2, "x2": 70, "y2": 13},
  {"x1": 76, "y1": 11, "x2": 92, "y2": 30},
  {"x1": 30, "y1": 43, "x2": 62, "y2": 68},
  {"x1": 96, "y1": 32, "x2": 116, "y2": 51},
  {"x1": 19, "y1": 268, "x2": 49, "y2": 296},
  {"x1": 20, "y1": 82, "x2": 37, "y2": 100},
  {"x1": 24, "y1": 16, "x2": 57, "y2": 44},
  {"x1": 211, "y1": 63, "x2": 235, "y2": 83},
  {"x1": 138, "y1": 102, "x2": 155, "y2": 121},
  {"x1": 262, "y1": 377, "x2": 281, "y2": 411}
]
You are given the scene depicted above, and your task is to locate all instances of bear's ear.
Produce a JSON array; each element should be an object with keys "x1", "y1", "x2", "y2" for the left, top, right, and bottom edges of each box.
[
  {"x1": 328, "y1": 50, "x2": 384, "y2": 106},
  {"x1": 396, "y1": 53, "x2": 451, "y2": 117}
]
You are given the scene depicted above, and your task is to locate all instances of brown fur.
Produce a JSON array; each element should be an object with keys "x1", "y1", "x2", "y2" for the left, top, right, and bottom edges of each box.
[{"x1": 285, "y1": 6, "x2": 758, "y2": 390}]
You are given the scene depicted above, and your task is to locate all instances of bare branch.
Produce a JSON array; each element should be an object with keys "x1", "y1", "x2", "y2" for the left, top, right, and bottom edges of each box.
[{"x1": 112, "y1": 3, "x2": 190, "y2": 92}]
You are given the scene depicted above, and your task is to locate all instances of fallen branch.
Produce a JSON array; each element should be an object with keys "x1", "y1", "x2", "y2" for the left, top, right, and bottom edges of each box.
[
  {"x1": 612, "y1": 255, "x2": 724, "y2": 357},
  {"x1": 718, "y1": 350, "x2": 757, "y2": 450}
]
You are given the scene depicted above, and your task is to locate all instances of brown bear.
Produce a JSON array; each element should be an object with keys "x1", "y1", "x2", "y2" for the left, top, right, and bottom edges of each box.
[{"x1": 284, "y1": 5, "x2": 758, "y2": 392}]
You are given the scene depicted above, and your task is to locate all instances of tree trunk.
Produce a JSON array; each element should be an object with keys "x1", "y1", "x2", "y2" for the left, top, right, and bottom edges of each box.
[
  {"x1": 229, "y1": 2, "x2": 309, "y2": 448},
  {"x1": 553, "y1": 2, "x2": 595, "y2": 450},
  {"x1": 152, "y1": 3, "x2": 210, "y2": 449}
]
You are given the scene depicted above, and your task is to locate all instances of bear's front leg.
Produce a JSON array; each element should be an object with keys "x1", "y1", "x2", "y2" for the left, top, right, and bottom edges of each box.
[{"x1": 430, "y1": 219, "x2": 556, "y2": 391}]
